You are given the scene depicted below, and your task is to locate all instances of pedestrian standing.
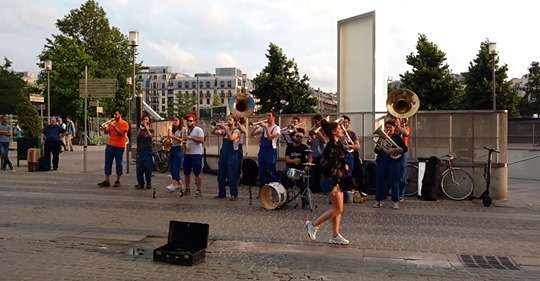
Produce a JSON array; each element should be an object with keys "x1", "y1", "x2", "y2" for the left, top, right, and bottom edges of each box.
[
  {"x1": 135, "y1": 115, "x2": 154, "y2": 189},
  {"x1": 0, "y1": 115, "x2": 15, "y2": 172},
  {"x1": 43, "y1": 118, "x2": 67, "y2": 171}
]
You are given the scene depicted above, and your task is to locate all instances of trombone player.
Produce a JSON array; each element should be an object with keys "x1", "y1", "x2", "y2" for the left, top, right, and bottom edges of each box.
[
  {"x1": 340, "y1": 115, "x2": 361, "y2": 176},
  {"x1": 282, "y1": 116, "x2": 305, "y2": 146}
]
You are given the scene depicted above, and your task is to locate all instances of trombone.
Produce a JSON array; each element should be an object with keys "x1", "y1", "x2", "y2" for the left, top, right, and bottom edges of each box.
[
  {"x1": 281, "y1": 122, "x2": 306, "y2": 134},
  {"x1": 210, "y1": 121, "x2": 225, "y2": 128},
  {"x1": 249, "y1": 119, "x2": 267, "y2": 128},
  {"x1": 309, "y1": 115, "x2": 330, "y2": 134},
  {"x1": 334, "y1": 117, "x2": 354, "y2": 153},
  {"x1": 100, "y1": 118, "x2": 115, "y2": 129}
]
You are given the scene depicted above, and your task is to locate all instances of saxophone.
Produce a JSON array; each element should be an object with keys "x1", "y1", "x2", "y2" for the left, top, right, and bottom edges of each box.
[{"x1": 181, "y1": 128, "x2": 188, "y2": 156}]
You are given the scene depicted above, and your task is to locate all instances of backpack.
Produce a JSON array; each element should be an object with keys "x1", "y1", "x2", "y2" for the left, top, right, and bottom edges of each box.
[{"x1": 38, "y1": 156, "x2": 51, "y2": 172}]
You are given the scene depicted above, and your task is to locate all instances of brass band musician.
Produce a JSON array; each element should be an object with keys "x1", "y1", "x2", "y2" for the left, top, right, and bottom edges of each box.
[
  {"x1": 341, "y1": 115, "x2": 361, "y2": 176},
  {"x1": 250, "y1": 111, "x2": 281, "y2": 188}
]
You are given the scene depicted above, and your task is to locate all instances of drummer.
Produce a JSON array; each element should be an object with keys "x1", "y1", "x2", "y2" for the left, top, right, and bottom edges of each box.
[{"x1": 281, "y1": 131, "x2": 312, "y2": 207}]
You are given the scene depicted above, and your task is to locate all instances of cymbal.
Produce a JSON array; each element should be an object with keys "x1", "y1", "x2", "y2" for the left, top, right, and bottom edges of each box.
[{"x1": 303, "y1": 162, "x2": 315, "y2": 166}]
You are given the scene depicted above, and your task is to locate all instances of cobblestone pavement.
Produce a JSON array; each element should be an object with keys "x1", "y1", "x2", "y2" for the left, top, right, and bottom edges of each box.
[{"x1": 0, "y1": 146, "x2": 539, "y2": 280}]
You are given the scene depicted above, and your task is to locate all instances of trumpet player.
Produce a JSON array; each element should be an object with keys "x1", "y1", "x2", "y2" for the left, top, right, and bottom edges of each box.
[
  {"x1": 306, "y1": 114, "x2": 328, "y2": 193},
  {"x1": 341, "y1": 115, "x2": 361, "y2": 176},
  {"x1": 165, "y1": 116, "x2": 185, "y2": 194},
  {"x1": 212, "y1": 114, "x2": 241, "y2": 200},
  {"x1": 250, "y1": 111, "x2": 281, "y2": 188},
  {"x1": 373, "y1": 120, "x2": 408, "y2": 210},
  {"x1": 97, "y1": 109, "x2": 129, "y2": 188},
  {"x1": 182, "y1": 114, "x2": 205, "y2": 197},
  {"x1": 282, "y1": 116, "x2": 306, "y2": 146},
  {"x1": 135, "y1": 115, "x2": 154, "y2": 189}
]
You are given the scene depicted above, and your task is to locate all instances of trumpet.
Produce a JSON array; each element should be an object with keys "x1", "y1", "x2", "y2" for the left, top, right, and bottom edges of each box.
[
  {"x1": 282, "y1": 122, "x2": 306, "y2": 134},
  {"x1": 249, "y1": 119, "x2": 267, "y2": 128},
  {"x1": 100, "y1": 118, "x2": 115, "y2": 129},
  {"x1": 334, "y1": 117, "x2": 354, "y2": 153},
  {"x1": 211, "y1": 121, "x2": 225, "y2": 128},
  {"x1": 373, "y1": 125, "x2": 402, "y2": 160}
]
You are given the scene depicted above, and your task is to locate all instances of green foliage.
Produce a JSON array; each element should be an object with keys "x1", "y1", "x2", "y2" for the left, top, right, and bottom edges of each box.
[
  {"x1": 400, "y1": 34, "x2": 463, "y2": 110},
  {"x1": 37, "y1": 0, "x2": 133, "y2": 122},
  {"x1": 252, "y1": 43, "x2": 317, "y2": 114},
  {"x1": 212, "y1": 91, "x2": 223, "y2": 106},
  {"x1": 519, "y1": 61, "x2": 540, "y2": 117},
  {"x1": 462, "y1": 40, "x2": 520, "y2": 118},
  {"x1": 16, "y1": 92, "x2": 42, "y2": 137},
  {"x1": 167, "y1": 93, "x2": 197, "y2": 119},
  {"x1": 0, "y1": 58, "x2": 27, "y2": 115}
]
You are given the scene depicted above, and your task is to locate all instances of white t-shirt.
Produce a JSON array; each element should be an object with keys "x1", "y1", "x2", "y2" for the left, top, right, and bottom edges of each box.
[
  {"x1": 257, "y1": 125, "x2": 281, "y2": 149},
  {"x1": 186, "y1": 126, "x2": 204, "y2": 155}
]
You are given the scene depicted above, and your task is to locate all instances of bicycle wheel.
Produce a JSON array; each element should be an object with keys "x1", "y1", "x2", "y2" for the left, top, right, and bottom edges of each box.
[
  {"x1": 440, "y1": 168, "x2": 474, "y2": 201},
  {"x1": 405, "y1": 163, "x2": 418, "y2": 196},
  {"x1": 155, "y1": 150, "x2": 169, "y2": 173}
]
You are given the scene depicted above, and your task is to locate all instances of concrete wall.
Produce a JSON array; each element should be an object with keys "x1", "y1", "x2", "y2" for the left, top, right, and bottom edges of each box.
[{"x1": 508, "y1": 149, "x2": 540, "y2": 180}]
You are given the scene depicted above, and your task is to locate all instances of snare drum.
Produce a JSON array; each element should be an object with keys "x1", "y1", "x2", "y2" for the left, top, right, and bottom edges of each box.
[
  {"x1": 259, "y1": 182, "x2": 287, "y2": 210},
  {"x1": 286, "y1": 168, "x2": 304, "y2": 181}
]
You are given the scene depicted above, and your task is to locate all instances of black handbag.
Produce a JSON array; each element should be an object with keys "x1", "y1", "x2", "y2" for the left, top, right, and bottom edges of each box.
[{"x1": 339, "y1": 176, "x2": 358, "y2": 191}]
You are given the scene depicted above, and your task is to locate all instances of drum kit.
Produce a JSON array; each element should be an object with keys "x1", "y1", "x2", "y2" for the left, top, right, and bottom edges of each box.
[{"x1": 259, "y1": 149, "x2": 318, "y2": 211}]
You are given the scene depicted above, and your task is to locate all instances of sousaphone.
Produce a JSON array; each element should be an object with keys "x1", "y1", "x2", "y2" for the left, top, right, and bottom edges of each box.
[{"x1": 387, "y1": 88, "x2": 420, "y2": 118}]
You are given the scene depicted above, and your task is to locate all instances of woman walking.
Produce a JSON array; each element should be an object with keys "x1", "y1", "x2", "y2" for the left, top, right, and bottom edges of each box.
[
  {"x1": 305, "y1": 121, "x2": 350, "y2": 245},
  {"x1": 165, "y1": 116, "x2": 185, "y2": 193}
]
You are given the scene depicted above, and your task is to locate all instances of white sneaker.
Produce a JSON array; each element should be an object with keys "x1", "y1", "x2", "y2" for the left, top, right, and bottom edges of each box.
[
  {"x1": 305, "y1": 221, "x2": 318, "y2": 240},
  {"x1": 329, "y1": 234, "x2": 350, "y2": 245},
  {"x1": 372, "y1": 201, "x2": 382, "y2": 208},
  {"x1": 165, "y1": 184, "x2": 178, "y2": 192},
  {"x1": 393, "y1": 202, "x2": 399, "y2": 209}
]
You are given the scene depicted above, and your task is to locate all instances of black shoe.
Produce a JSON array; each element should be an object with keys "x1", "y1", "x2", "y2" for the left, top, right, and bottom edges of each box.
[
  {"x1": 213, "y1": 195, "x2": 226, "y2": 199},
  {"x1": 145, "y1": 184, "x2": 152, "y2": 189},
  {"x1": 134, "y1": 184, "x2": 144, "y2": 189},
  {"x1": 97, "y1": 181, "x2": 110, "y2": 187},
  {"x1": 230, "y1": 196, "x2": 239, "y2": 201},
  {"x1": 113, "y1": 180, "x2": 121, "y2": 187}
]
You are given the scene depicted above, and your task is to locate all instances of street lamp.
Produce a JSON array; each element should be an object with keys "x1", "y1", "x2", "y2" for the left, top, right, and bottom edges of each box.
[
  {"x1": 488, "y1": 42, "x2": 498, "y2": 110},
  {"x1": 44, "y1": 60, "x2": 52, "y2": 122},
  {"x1": 129, "y1": 31, "x2": 140, "y2": 128}
]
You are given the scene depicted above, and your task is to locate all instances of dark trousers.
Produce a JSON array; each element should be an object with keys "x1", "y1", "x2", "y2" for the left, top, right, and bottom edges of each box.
[
  {"x1": 44, "y1": 140, "x2": 61, "y2": 169},
  {"x1": 136, "y1": 149, "x2": 153, "y2": 186},
  {"x1": 309, "y1": 156, "x2": 322, "y2": 193}
]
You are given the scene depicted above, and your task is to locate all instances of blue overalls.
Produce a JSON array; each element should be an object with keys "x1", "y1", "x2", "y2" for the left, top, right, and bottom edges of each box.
[
  {"x1": 217, "y1": 130, "x2": 239, "y2": 198},
  {"x1": 375, "y1": 135, "x2": 407, "y2": 202},
  {"x1": 258, "y1": 126, "x2": 278, "y2": 187}
]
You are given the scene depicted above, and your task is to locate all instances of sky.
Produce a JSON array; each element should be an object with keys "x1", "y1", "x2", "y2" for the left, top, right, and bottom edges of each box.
[{"x1": 0, "y1": 0, "x2": 538, "y2": 93}]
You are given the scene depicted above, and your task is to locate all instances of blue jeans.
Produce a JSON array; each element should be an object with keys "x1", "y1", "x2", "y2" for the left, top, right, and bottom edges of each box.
[
  {"x1": 136, "y1": 149, "x2": 153, "y2": 186},
  {"x1": 104, "y1": 145, "x2": 125, "y2": 176},
  {"x1": 0, "y1": 142, "x2": 13, "y2": 169},
  {"x1": 375, "y1": 158, "x2": 401, "y2": 202},
  {"x1": 169, "y1": 146, "x2": 183, "y2": 181},
  {"x1": 258, "y1": 147, "x2": 277, "y2": 187}
]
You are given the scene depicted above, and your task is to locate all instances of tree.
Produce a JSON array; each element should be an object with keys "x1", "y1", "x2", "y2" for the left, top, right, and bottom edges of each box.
[
  {"x1": 400, "y1": 34, "x2": 463, "y2": 110},
  {"x1": 212, "y1": 92, "x2": 223, "y2": 106},
  {"x1": 462, "y1": 40, "x2": 520, "y2": 118},
  {"x1": 0, "y1": 57, "x2": 27, "y2": 115},
  {"x1": 37, "y1": 0, "x2": 133, "y2": 122},
  {"x1": 251, "y1": 43, "x2": 317, "y2": 114},
  {"x1": 519, "y1": 61, "x2": 540, "y2": 117},
  {"x1": 16, "y1": 92, "x2": 42, "y2": 138},
  {"x1": 167, "y1": 93, "x2": 197, "y2": 119}
]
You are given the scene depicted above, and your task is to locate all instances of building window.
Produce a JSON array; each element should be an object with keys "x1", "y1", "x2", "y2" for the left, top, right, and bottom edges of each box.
[
  {"x1": 200, "y1": 99, "x2": 203, "y2": 105},
  {"x1": 162, "y1": 74, "x2": 166, "y2": 79},
  {"x1": 162, "y1": 98, "x2": 165, "y2": 103},
  {"x1": 221, "y1": 98, "x2": 224, "y2": 104},
  {"x1": 206, "y1": 98, "x2": 210, "y2": 104},
  {"x1": 178, "y1": 82, "x2": 182, "y2": 88},
  {"x1": 162, "y1": 82, "x2": 165, "y2": 88},
  {"x1": 227, "y1": 81, "x2": 232, "y2": 88},
  {"x1": 220, "y1": 81, "x2": 225, "y2": 88},
  {"x1": 185, "y1": 82, "x2": 189, "y2": 88},
  {"x1": 162, "y1": 106, "x2": 165, "y2": 111},
  {"x1": 192, "y1": 81, "x2": 196, "y2": 88},
  {"x1": 205, "y1": 81, "x2": 211, "y2": 88}
]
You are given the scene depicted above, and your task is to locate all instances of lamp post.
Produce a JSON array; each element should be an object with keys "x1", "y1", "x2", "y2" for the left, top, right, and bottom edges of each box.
[
  {"x1": 488, "y1": 42, "x2": 498, "y2": 110},
  {"x1": 129, "y1": 31, "x2": 139, "y2": 175},
  {"x1": 44, "y1": 60, "x2": 52, "y2": 122},
  {"x1": 129, "y1": 31, "x2": 140, "y2": 128},
  {"x1": 196, "y1": 74, "x2": 199, "y2": 117}
]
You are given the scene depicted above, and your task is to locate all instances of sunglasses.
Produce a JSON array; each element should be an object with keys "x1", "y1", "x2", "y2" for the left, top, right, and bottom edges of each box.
[
  {"x1": 186, "y1": 120, "x2": 194, "y2": 122},
  {"x1": 295, "y1": 135, "x2": 304, "y2": 139}
]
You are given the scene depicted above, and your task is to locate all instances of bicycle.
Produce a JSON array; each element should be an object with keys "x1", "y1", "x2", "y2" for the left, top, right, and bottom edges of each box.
[
  {"x1": 439, "y1": 153, "x2": 474, "y2": 201},
  {"x1": 477, "y1": 147, "x2": 500, "y2": 207},
  {"x1": 152, "y1": 136, "x2": 169, "y2": 173},
  {"x1": 403, "y1": 153, "x2": 474, "y2": 201}
]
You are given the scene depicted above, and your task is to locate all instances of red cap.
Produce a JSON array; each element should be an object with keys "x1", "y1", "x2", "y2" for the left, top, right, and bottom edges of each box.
[{"x1": 184, "y1": 114, "x2": 196, "y2": 121}]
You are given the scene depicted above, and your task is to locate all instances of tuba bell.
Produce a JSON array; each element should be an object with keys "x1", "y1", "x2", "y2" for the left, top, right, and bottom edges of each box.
[
  {"x1": 373, "y1": 125, "x2": 402, "y2": 160},
  {"x1": 229, "y1": 93, "x2": 255, "y2": 118},
  {"x1": 387, "y1": 88, "x2": 420, "y2": 118}
]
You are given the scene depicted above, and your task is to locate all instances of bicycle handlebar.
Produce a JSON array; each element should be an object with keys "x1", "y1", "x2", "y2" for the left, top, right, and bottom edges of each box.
[{"x1": 483, "y1": 146, "x2": 500, "y2": 153}]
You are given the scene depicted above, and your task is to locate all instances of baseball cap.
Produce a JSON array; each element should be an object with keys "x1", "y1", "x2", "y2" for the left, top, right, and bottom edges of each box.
[{"x1": 184, "y1": 114, "x2": 196, "y2": 121}]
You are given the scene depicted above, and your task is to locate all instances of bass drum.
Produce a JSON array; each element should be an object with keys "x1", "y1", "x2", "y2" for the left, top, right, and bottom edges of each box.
[{"x1": 259, "y1": 182, "x2": 287, "y2": 210}]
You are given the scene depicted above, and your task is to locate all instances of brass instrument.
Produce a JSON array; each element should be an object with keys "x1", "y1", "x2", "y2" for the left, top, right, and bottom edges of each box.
[
  {"x1": 334, "y1": 117, "x2": 354, "y2": 153},
  {"x1": 373, "y1": 125, "x2": 402, "y2": 160},
  {"x1": 249, "y1": 119, "x2": 267, "y2": 128},
  {"x1": 387, "y1": 88, "x2": 420, "y2": 118},
  {"x1": 181, "y1": 128, "x2": 188, "y2": 155},
  {"x1": 163, "y1": 134, "x2": 172, "y2": 153},
  {"x1": 100, "y1": 118, "x2": 115, "y2": 129},
  {"x1": 282, "y1": 122, "x2": 306, "y2": 134},
  {"x1": 228, "y1": 93, "x2": 255, "y2": 118},
  {"x1": 211, "y1": 121, "x2": 226, "y2": 128},
  {"x1": 310, "y1": 115, "x2": 330, "y2": 134}
]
